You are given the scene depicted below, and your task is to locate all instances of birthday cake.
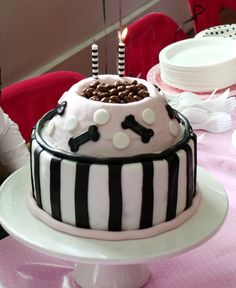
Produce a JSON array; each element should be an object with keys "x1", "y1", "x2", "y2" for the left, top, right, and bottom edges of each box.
[{"x1": 28, "y1": 74, "x2": 199, "y2": 240}]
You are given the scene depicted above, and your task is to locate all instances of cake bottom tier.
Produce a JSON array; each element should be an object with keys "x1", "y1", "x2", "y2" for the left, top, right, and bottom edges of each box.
[
  {"x1": 29, "y1": 134, "x2": 199, "y2": 240},
  {"x1": 27, "y1": 188, "x2": 200, "y2": 240}
]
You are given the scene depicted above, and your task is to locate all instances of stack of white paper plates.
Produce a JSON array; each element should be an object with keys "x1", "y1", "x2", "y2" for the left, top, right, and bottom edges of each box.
[
  {"x1": 195, "y1": 24, "x2": 236, "y2": 40},
  {"x1": 159, "y1": 38, "x2": 236, "y2": 92}
]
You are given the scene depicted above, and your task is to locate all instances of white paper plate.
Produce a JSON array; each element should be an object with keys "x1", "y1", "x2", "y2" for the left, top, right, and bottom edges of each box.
[
  {"x1": 195, "y1": 24, "x2": 236, "y2": 40},
  {"x1": 159, "y1": 38, "x2": 236, "y2": 68}
]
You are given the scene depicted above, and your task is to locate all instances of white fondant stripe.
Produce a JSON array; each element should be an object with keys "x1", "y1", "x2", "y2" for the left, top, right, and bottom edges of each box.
[
  {"x1": 121, "y1": 163, "x2": 142, "y2": 230},
  {"x1": 39, "y1": 150, "x2": 52, "y2": 215},
  {"x1": 60, "y1": 159, "x2": 77, "y2": 225},
  {"x1": 152, "y1": 159, "x2": 168, "y2": 225},
  {"x1": 88, "y1": 164, "x2": 109, "y2": 230},
  {"x1": 189, "y1": 138, "x2": 196, "y2": 194},
  {"x1": 176, "y1": 149, "x2": 187, "y2": 215}
]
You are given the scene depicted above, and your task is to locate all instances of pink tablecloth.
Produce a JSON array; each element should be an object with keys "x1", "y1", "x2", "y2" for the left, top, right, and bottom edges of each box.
[{"x1": 0, "y1": 113, "x2": 236, "y2": 288}]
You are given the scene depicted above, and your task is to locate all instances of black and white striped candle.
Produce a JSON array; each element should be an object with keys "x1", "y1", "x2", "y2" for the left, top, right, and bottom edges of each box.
[
  {"x1": 118, "y1": 41, "x2": 125, "y2": 77},
  {"x1": 91, "y1": 43, "x2": 99, "y2": 79}
]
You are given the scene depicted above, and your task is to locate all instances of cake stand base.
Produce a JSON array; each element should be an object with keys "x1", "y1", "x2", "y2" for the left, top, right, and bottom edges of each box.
[
  {"x1": 74, "y1": 262, "x2": 150, "y2": 288},
  {"x1": 0, "y1": 165, "x2": 228, "y2": 288}
]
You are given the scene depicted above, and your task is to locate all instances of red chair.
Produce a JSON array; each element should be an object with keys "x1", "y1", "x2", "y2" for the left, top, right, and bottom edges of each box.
[
  {"x1": 122, "y1": 12, "x2": 188, "y2": 80},
  {"x1": 187, "y1": 0, "x2": 236, "y2": 33},
  {"x1": 1, "y1": 71, "x2": 84, "y2": 142}
]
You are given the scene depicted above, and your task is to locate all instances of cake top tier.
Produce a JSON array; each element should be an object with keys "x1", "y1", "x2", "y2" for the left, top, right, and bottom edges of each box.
[{"x1": 41, "y1": 75, "x2": 182, "y2": 157}]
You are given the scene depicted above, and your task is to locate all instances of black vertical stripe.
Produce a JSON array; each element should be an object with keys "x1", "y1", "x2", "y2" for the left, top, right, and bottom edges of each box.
[
  {"x1": 192, "y1": 134, "x2": 197, "y2": 197},
  {"x1": 139, "y1": 161, "x2": 154, "y2": 229},
  {"x1": 183, "y1": 145, "x2": 194, "y2": 209},
  {"x1": 108, "y1": 164, "x2": 122, "y2": 231},
  {"x1": 166, "y1": 153, "x2": 179, "y2": 221},
  {"x1": 50, "y1": 157, "x2": 62, "y2": 221},
  {"x1": 30, "y1": 137, "x2": 35, "y2": 200},
  {"x1": 74, "y1": 163, "x2": 90, "y2": 229},
  {"x1": 34, "y1": 145, "x2": 43, "y2": 208}
]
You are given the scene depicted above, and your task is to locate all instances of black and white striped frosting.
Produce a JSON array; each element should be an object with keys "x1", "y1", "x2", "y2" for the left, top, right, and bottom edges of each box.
[{"x1": 30, "y1": 113, "x2": 197, "y2": 232}]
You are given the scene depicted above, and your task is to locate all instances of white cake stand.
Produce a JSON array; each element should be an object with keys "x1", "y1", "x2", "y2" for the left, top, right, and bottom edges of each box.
[{"x1": 0, "y1": 165, "x2": 228, "y2": 288}]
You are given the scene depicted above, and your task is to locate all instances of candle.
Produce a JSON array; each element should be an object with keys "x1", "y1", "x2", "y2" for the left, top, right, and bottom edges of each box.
[
  {"x1": 91, "y1": 43, "x2": 99, "y2": 79},
  {"x1": 118, "y1": 41, "x2": 125, "y2": 77}
]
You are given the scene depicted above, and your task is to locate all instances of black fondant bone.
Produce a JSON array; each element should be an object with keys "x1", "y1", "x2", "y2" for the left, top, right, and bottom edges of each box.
[
  {"x1": 121, "y1": 115, "x2": 154, "y2": 143},
  {"x1": 49, "y1": 101, "x2": 67, "y2": 120},
  {"x1": 165, "y1": 104, "x2": 180, "y2": 123},
  {"x1": 153, "y1": 84, "x2": 161, "y2": 92},
  {"x1": 57, "y1": 101, "x2": 67, "y2": 115},
  {"x1": 68, "y1": 125, "x2": 100, "y2": 152}
]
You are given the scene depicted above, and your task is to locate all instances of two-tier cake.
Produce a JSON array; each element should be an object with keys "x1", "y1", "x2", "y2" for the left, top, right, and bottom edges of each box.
[{"x1": 28, "y1": 75, "x2": 199, "y2": 240}]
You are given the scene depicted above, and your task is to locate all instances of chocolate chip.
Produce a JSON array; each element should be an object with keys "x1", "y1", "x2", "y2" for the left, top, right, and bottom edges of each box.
[
  {"x1": 99, "y1": 92, "x2": 110, "y2": 98},
  {"x1": 89, "y1": 96, "x2": 100, "y2": 101},
  {"x1": 110, "y1": 88, "x2": 118, "y2": 95},
  {"x1": 90, "y1": 81, "x2": 100, "y2": 88},
  {"x1": 97, "y1": 84, "x2": 109, "y2": 92},
  {"x1": 138, "y1": 89, "x2": 149, "y2": 97},
  {"x1": 118, "y1": 91, "x2": 128, "y2": 98},
  {"x1": 101, "y1": 97, "x2": 109, "y2": 102},
  {"x1": 117, "y1": 86, "x2": 125, "y2": 92},
  {"x1": 110, "y1": 95, "x2": 121, "y2": 102}
]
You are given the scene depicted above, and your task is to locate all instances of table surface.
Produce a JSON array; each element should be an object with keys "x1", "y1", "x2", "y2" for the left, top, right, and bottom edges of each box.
[{"x1": 0, "y1": 111, "x2": 236, "y2": 287}]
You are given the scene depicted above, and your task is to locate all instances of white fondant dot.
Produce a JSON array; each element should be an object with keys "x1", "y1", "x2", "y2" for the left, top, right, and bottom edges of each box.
[
  {"x1": 64, "y1": 116, "x2": 79, "y2": 132},
  {"x1": 142, "y1": 109, "x2": 156, "y2": 125},
  {"x1": 46, "y1": 120, "x2": 55, "y2": 136},
  {"x1": 93, "y1": 109, "x2": 110, "y2": 125},
  {"x1": 112, "y1": 132, "x2": 130, "y2": 149},
  {"x1": 169, "y1": 120, "x2": 180, "y2": 137}
]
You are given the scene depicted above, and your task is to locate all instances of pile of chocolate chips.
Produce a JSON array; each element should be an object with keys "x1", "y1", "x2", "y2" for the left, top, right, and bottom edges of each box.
[{"x1": 81, "y1": 80, "x2": 150, "y2": 103}]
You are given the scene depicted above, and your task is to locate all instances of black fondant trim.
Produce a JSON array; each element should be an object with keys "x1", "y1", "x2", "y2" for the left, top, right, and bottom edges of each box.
[
  {"x1": 75, "y1": 162, "x2": 90, "y2": 229},
  {"x1": 166, "y1": 153, "x2": 179, "y2": 221},
  {"x1": 34, "y1": 146, "x2": 43, "y2": 208},
  {"x1": 108, "y1": 164, "x2": 123, "y2": 231},
  {"x1": 139, "y1": 161, "x2": 154, "y2": 229},
  {"x1": 50, "y1": 156, "x2": 62, "y2": 221},
  {"x1": 34, "y1": 110, "x2": 195, "y2": 165}
]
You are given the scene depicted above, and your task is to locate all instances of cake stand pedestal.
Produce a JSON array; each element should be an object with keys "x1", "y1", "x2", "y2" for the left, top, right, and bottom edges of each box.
[{"x1": 0, "y1": 166, "x2": 228, "y2": 288}]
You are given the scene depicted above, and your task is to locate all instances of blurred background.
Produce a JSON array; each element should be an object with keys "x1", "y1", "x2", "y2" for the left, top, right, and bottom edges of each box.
[
  {"x1": 1, "y1": 0, "x2": 236, "y2": 87},
  {"x1": 1, "y1": 0, "x2": 193, "y2": 86}
]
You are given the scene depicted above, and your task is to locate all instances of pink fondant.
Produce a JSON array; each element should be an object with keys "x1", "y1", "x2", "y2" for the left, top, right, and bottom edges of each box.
[
  {"x1": 27, "y1": 188, "x2": 201, "y2": 241},
  {"x1": 42, "y1": 75, "x2": 182, "y2": 157}
]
